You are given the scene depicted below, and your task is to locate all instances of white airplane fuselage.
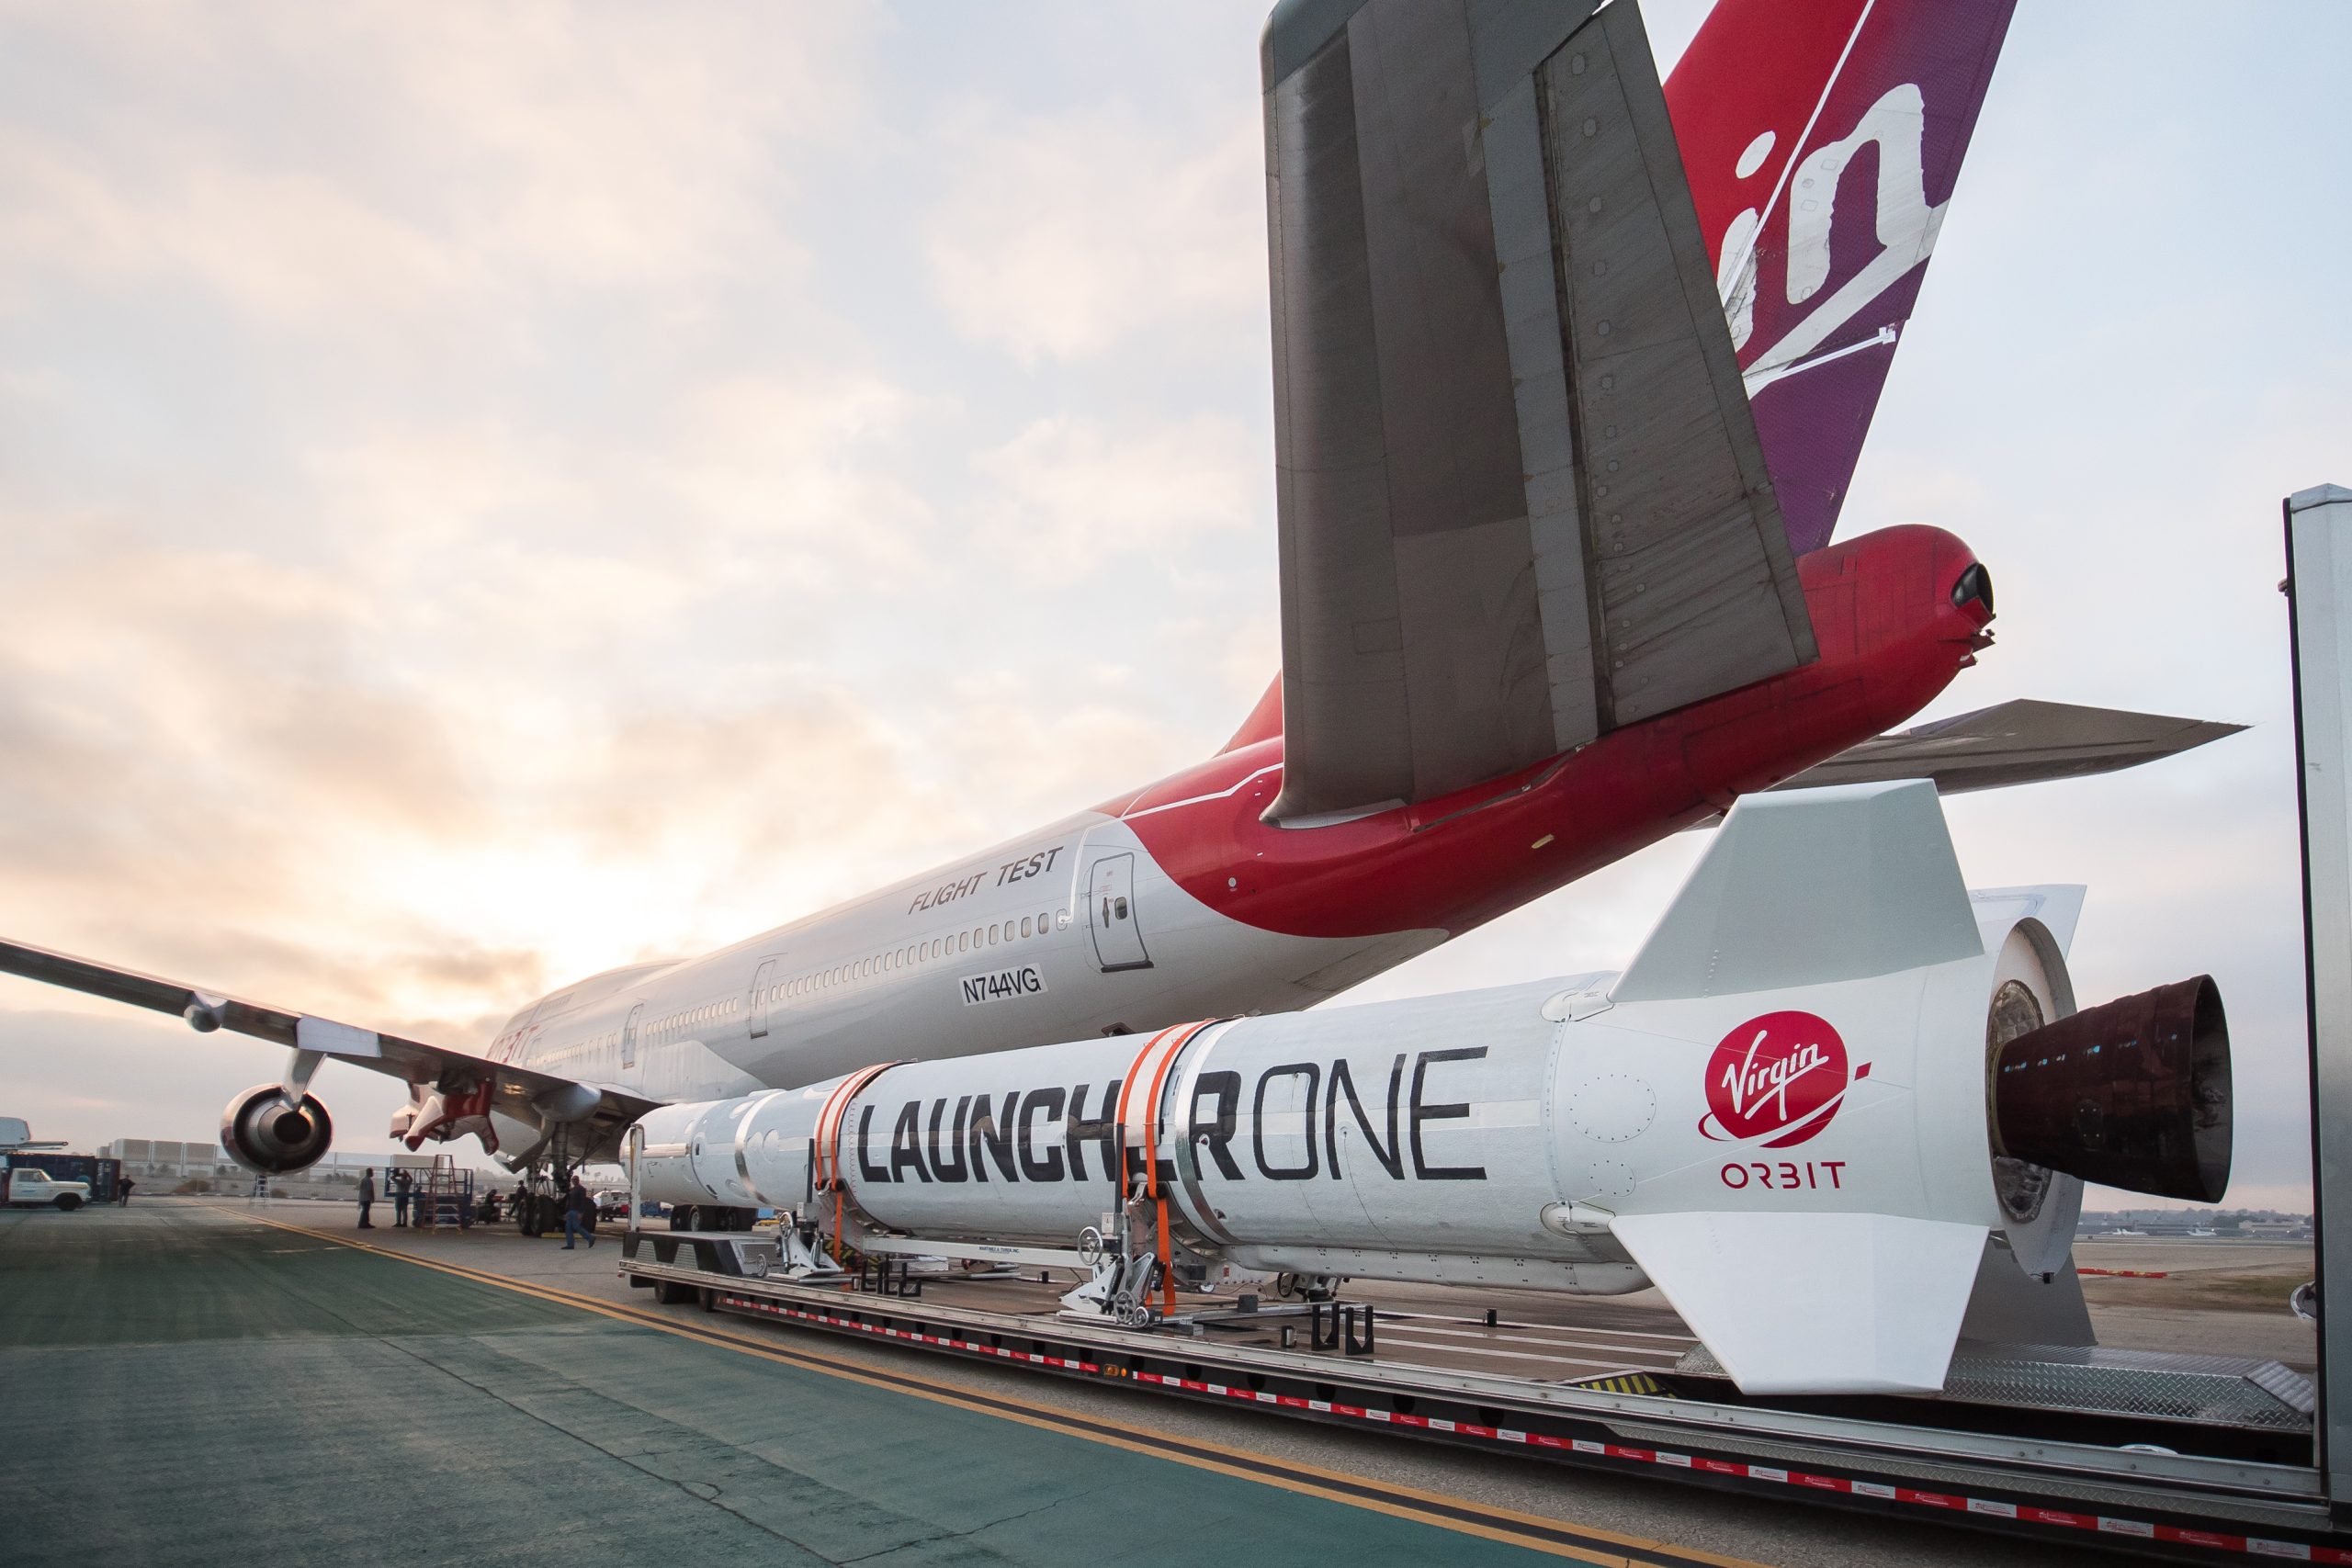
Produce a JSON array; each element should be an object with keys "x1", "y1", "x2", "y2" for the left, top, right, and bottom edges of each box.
[{"x1": 488, "y1": 812, "x2": 1428, "y2": 1113}]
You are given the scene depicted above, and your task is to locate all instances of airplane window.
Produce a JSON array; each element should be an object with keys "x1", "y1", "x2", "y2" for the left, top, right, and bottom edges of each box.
[
  {"x1": 1039, "y1": 909, "x2": 1050, "y2": 931},
  {"x1": 1021, "y1": 918, "x2": 1032, "y2": 938}
]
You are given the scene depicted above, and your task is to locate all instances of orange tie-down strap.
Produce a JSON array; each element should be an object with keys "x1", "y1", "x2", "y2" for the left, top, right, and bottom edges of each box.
[
  {"x1": 813, "y1": 1060, "x2": 903, "y2": 1264},
  {"x1": 1114, "y1": 1020, "x2": 1220, "y2": 1316}
]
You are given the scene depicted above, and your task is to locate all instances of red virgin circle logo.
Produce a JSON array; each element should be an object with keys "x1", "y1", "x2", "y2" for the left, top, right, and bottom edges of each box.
[{"x1": 1698, "y1": 1010, "x2": 1863, "y2": 1148}]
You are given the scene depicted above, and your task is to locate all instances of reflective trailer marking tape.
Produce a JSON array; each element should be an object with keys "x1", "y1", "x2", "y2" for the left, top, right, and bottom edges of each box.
[
  {"x1": 718, "y1": 1296, "x2": 1104, "y2": 1373},
  {"x1": 1028, "y1": 1363, "x2": 2351, "y2": 1562}
]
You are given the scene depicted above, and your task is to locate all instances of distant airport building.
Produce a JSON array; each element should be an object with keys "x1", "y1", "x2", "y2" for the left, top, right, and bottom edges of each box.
[
  {"x1": 2076, "y1": 1208, "x2": 2313, "y2": 1240},
  {"x1": 100, "y1": 1136, "x2": 451, "y2": 1198}
]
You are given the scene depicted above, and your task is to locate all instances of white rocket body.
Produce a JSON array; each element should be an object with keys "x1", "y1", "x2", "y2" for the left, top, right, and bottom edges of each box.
[{"x1": 639, "y1": 782, "x2": 2093, "y2": 1395}]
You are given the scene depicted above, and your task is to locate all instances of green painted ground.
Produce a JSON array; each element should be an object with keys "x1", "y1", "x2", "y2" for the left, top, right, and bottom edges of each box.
[{"x1": 0, "y1": 1205, "x2": 1570, "y2": 1568}]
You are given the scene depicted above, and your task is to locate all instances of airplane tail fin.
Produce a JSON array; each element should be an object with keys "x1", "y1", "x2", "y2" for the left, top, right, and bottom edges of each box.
[
  {"x1": 1221, "y1": 673, "x2": 1283, "y2": 755},
  {"x1": 1666, "y1": 0, "x2": 2018, "y2": 555}
]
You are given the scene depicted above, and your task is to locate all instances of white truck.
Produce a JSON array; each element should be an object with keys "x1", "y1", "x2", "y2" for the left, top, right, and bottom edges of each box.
[{"x1": 3, "y1": 1168, "x2": 91, "y2": 1210}]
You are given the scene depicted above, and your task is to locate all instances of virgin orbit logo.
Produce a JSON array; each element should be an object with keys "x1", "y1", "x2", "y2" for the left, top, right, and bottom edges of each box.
[{"x1": 1698, "y1": 1011, "x2": 1865, "y2": 1148}]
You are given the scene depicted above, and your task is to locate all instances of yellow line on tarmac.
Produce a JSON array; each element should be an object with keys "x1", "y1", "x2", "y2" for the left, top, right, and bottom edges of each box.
[{"x1": 220, "y1": 1206, "x2": 1775, "y2": 1568}]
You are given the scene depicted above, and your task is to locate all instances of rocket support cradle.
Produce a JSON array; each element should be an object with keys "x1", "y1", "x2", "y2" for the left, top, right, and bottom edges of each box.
[{"x1": 639, "y1": 782, "x2": 2231, "y2": 1397}]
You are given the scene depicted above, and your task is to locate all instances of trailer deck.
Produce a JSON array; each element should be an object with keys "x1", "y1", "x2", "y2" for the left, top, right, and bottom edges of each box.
[{"x1": 619, "y1": 1227, "x2": 2344, "y2": 1563}]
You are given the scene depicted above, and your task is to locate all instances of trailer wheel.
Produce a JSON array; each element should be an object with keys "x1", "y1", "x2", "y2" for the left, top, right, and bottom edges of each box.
[
  {"x1": 53, "y1": 1194, "x2": 82, "y2": 1212},
  {"x1": 651, "y1": 1277, "x2": 695, "y2": 1306}
]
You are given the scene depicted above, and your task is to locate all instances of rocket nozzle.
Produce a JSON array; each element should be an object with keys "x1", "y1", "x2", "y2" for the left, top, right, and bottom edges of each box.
[{"x1": 1989, "y1": 976, "x2": 2232, "y2": 1202}]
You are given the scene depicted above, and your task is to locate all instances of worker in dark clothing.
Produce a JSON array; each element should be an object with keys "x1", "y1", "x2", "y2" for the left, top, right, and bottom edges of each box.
[
  {"x1": 560, "y1": 1176, "x2": 596, "y2": 1250},
  {"x1": 117, "y1": 1176, "x2": 135, "y2": 1207},
  {"x1": 390, "y1": 1168, "x2": 413, "y2": 1227},
  {"x1": 357, "y1": 1168, "x2": 377, "y2": 1229}
]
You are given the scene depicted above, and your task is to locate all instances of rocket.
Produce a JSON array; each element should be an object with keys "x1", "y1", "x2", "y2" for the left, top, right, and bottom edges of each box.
[{"x1": 639, "y1": 781, "x2": 2231, "y2": 1396}]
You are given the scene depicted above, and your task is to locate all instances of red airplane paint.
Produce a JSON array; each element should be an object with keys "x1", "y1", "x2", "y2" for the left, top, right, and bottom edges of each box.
[{"x1": 1118, "y1": 526, "x2": 1990, "y2": 941}]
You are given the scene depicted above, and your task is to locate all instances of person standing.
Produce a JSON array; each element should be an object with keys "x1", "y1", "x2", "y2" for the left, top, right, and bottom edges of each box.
[
  {"x1": 357, "y1": 1168, "x2": 377, "y2": 1229},
  {"x1": 116, "y1": 1176, "x2": 134, "y2": 1207},
  {"x1": 560, "y1": 1175, "x2": 595, "y2": 1250},
  {"x1": 390, "y1": 1168, "x2": 413, "y2": 1228}
]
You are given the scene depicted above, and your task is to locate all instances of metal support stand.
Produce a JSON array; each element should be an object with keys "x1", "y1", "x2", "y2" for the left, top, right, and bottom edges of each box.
[
  {"x1": 857, "y1": 1254, "x2": 925, "y2": 1299},
  {"x1": 1310, "y1": 1302, "x2": 1377, "y2": 1356},
  {"x1": 2285, "y1": 481, "x2": 2352, "y2": 1518},
  {"x1": 626, "y1": 1125, "x2": 644, "y2": 1238}
]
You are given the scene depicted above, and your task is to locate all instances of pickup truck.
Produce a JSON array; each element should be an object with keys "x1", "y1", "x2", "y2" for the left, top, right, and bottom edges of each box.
[{"x1": 4, "y1": 1169, "x2": 91, "y2": 1210}]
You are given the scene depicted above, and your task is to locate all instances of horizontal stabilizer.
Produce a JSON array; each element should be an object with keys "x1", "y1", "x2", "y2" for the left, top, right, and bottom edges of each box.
[
  {"x1": 1261, "y1": 0, "x2": 1813, "y2": 822},
  {"x1": 1611, "y1": 1211, "x2": 1987, "y2": 1394},
  {"x1": 1778, "y1": 698, "x2": 2243, "y2": 795},
  {"x1": 1615, "y1": 778, "x2": 1980, "y2": 1001}
]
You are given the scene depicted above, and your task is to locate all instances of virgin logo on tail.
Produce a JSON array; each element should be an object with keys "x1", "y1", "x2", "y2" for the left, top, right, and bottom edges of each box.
[
  {"x1": 1720, "y1": 80, "x2": 1944, "y2": 395},
  {"x1": 1665, "y1": 0, "x2": 2018, "y2": 555}
]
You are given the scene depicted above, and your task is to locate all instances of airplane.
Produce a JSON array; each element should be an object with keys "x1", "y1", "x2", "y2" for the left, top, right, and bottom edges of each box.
[
  {"x1": 0, "y1": 1117, "x2": 67, "y2": 1155},
  {"x1": 0, "y1": 0, "x2": 2237, "y2": 1204}
]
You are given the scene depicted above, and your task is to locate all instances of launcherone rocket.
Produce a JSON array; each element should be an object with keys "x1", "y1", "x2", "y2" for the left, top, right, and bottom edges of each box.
[{"x1": 639, "y1": 781, "x2": 2231, "y2": 1396}]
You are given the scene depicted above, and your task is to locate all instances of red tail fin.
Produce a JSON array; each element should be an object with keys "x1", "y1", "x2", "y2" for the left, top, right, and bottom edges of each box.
[
  {"x1": 1222, "y1": 674, "x2": 1283, "y2": 754},
  {"x1": 1667, "y1": 0, "x2": 2018, "y2": 554}
]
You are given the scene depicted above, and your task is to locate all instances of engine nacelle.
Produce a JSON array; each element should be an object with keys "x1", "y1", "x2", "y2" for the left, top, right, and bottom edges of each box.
[{"x1": 221, "y1": 1084, "x2": 334, "y2": 1176}]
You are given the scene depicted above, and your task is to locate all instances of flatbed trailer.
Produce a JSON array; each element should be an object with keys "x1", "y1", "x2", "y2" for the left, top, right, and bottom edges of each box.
[
  {"x1": 617, "y1": 1227, "x2": 2340, "y2": 1564},
  {"x1": 613, "y1": 487, "x2": 2352, "y2": 1563}
]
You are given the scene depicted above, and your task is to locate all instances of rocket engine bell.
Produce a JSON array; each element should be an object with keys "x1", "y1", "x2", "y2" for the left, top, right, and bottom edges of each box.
[
  {"x1": 1991, "y1": 975, "x2": 2231, "y2": 1202},
  {"x1": 635, "y1": 782, "x2": 2235, "y2": 1397}
]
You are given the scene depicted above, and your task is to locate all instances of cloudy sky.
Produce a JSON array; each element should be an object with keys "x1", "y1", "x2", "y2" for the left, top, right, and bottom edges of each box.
[{"x1": 1, "y1": 2, "x2": 2345, "y2": 1212}]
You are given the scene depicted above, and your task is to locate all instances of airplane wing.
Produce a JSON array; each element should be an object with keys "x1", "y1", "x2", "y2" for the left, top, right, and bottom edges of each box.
[
  {"x1": 1262, "y1": 0, "x2": 1813, "y2": 823},
  {"x1": 0, "y1": 936, "x2": 656, "y2": 1156},
  {"x1": 1774, "y1": 699, "x2": 2245, "y2": 795}
]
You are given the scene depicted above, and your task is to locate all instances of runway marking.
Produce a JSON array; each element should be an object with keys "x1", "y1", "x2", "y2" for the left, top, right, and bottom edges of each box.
[{"x1": 217, "y1": 1209, "x2": 1767, "y2": 1568}]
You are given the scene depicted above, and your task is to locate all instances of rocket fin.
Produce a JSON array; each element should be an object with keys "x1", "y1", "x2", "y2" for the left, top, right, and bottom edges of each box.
[
  {"x1": 1612, "y1": 778, "x2": 1980, "y2": 1001},
  {"x1": 1611, "y1": 1210, "x2": 1986, "y2": 1394}
]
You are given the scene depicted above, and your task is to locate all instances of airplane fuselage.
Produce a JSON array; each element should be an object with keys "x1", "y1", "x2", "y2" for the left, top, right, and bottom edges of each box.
[{"x1": 481, "y1": 525, "x2": 1992, "y2": 1128}]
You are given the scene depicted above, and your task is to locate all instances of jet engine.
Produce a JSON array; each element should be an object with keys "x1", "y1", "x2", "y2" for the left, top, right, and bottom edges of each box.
[{"x1": 220, "y1": 1084, "x2": 334, "y2": 1176}]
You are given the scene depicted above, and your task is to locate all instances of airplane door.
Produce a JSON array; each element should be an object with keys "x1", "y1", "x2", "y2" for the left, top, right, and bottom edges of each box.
[
  {"x1": 747, "y1": 958, "x2": 778, "y2": 1039},
  {"x1": 1086, "y1": 852, "x2": 1152, "y2": 973},
  {"x1": 621, "y1": 1003, "x2": 643, "y2": 1070}
]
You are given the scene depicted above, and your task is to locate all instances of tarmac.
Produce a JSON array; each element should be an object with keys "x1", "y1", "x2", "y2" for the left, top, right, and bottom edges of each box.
[{"x1": 0, "y1": 1199, "x2": 2304, "y2": 1567}]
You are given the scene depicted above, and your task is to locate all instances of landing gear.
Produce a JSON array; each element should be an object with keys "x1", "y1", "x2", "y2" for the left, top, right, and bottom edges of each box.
[{"x1": 514, "y1": 1191, "x2": 557, "y2": 1236}]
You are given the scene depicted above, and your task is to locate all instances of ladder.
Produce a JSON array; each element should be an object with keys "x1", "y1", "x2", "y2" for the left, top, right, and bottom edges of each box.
[{"x1": 413, "y1": 1155, "x2": 473, "y2": 1230}]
